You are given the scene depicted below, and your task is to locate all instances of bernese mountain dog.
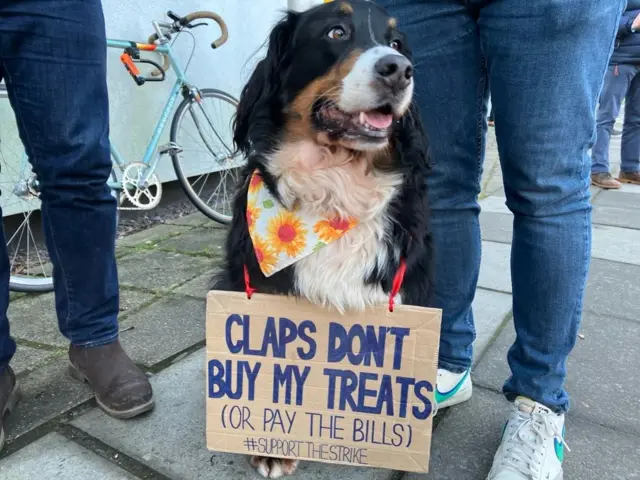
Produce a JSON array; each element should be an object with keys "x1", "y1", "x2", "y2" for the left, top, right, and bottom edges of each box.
[{"x1": 212, "y1": 1, "x2": 434, "y2": 477}]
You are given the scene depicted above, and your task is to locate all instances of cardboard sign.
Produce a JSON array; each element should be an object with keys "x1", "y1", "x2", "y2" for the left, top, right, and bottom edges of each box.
[{"x1": 205, "y1": 291, "x2": 441, "y2": 473}]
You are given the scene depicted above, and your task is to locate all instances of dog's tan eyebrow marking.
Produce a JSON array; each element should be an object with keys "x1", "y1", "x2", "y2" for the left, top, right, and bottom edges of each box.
[
  {"x1": 339, "y1": 2, "x2": 353, "y2": 14},
  {"x1": 388, "y1": 17, "x2": 397, "y2": 28}
]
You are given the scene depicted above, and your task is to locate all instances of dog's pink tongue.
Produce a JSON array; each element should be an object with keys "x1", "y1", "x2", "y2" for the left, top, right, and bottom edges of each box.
[{"x1": 362, "y1": 110, "x2": 393, "y2": 129}]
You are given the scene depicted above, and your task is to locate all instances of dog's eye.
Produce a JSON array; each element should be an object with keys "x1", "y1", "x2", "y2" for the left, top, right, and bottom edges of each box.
[
  {"x1": 327, "y1": 26, "x2": 348, "y2": 40},
  {"x1": 390, "y1": 40, "x2": 402, "y2": 50}
]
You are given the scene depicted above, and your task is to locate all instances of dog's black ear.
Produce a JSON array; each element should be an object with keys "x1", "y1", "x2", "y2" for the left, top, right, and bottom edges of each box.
[
  {"x1": 394, "y1": 101, "x2": 431, "y2": 172},
  {"x1": 390, "y1": 99, "x2": 433, "y2": 265},
  {"x1": 233, "y1": 11, "x2": 298, "y2": 156}
]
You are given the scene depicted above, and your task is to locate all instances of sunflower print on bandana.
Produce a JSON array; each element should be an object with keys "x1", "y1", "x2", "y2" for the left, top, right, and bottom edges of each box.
[
  {"x1": 266, "y1": 211, "x2": 308, "y2": 257},
  {"x1": 246, "y1": 169, "x2": 358, "y2": 277},
  {"x1": 246, "y1": 197, "x2": 261, "y2": 235},
  {"x1": 251, "y1": 233, "x2": 278, "y2": 275},
  {"x1": 314, "y1": 217, "x2": 358, "y2": 243}
]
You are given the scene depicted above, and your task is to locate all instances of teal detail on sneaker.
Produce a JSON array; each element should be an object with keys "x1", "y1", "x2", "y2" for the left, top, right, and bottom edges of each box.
[
  {"x1": 500, "y1": 421, "x2": 508, "y2": 441},
  {"x1": 554, "y1": 425, "x2": 566, "y2": 462},
  {"x1": 435, "y1": 369, "x2": 470, "y2": 404}
]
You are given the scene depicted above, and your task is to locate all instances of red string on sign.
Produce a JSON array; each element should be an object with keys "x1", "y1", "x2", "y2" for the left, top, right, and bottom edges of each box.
[
  {"x1": 389, "y1": 258, "x2": 407, "y2": 312},
  {"x1": 243, "y1": 264, "x2": 256, "y2": 299}
]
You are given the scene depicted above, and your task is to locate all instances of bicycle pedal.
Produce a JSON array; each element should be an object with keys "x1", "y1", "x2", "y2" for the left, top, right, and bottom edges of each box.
[{"x1": 158, "y1": 142, "x2": 183, "y2": 156}]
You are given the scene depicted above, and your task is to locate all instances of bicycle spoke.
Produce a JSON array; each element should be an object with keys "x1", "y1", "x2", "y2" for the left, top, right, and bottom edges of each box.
[
  {"x1": 198, "y1": 99, "x2": 233, "y2": 156},
  {"x1": 26, "y1": 222, "x2": 47, "y2": 277}
]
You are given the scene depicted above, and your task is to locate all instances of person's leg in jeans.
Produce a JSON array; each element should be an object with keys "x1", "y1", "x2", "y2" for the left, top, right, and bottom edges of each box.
[
  {"x1": 484, "y1": 0, "x2": 622, "y2": 413},
  {"x1": 591, "y1": 64, "x2": 635, "y2": 189},
  {"x1": 482, "y1": 4, "x2": 622, "y2": 476},
  {"x1": 0, "y1": 0, "x2": 153, "y2": 436},
  {"x1": 380, "y1": 1, "x2": 485, "y2": 399},
  {"x1": 380, "y1": 0, "x2": 486, "y2": 409},
  {"x1": 382, "y1": 0, "x2": 622, "y2": 477},
  {"x1": 619, "y1": 66, "x2": 640, "y2": 184}
]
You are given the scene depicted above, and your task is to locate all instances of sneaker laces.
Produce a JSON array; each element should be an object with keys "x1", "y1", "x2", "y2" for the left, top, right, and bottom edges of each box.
[{"x1": 500, "y1": 408, "x2": 570, "y2": 478}]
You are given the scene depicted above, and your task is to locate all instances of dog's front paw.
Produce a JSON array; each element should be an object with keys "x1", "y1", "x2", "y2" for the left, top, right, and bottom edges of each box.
[{"x1": 250, "y1": 456, "x2": 299, "y2": 478}]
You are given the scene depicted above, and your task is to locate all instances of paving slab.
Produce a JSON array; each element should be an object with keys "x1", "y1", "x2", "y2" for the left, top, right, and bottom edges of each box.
[
  {"x1": 470, "y1": 288, "x2": 512, "y2": 364},
  {"x1": 118, "y1": 295, "x2": 206, "y2": 367},
  {"x1": 479, "y1": 212, "x2": 512, "y2": 244},
  {"x1": 472, "y1": 312, "x2": 640, "y2": 436},
  {"x1": 477, "y1": 241, "x2": 511, "y2": 293},
  {"x1": 8, "y1": 289, "x2": 157, "y2": 348},
  {"x1": 72, "y1": 349, "x2": 396, "y2": 480},
  {"x1": 155, "y1": 226, "x2": 227, "y2": 259},
  {"x1": 479, "y1": 196, "x2": 510, "y2": 215},
  {"x1": 5, "y1": 356, "x2": 93, "y2": 443},
  {"x1": 0, "y1": 432, "x2": 140, "y2": 479},
  {"x1": 583, "y1": 258, "x2": 640, "y2": 322},
  {"x1": 619, "y1": 182, "x2": 640, "y2": 194},
  {"x1": 117, "y1": 249, "x2": 213, "y2": 291},
  {"x1": 591, "y1": 223, "x2": 640, "y2": 266},
  {"x1": 175, "y1": 269, "x2": 217, "y2": 298},
  {"x1": 593, "y1": 190, "x2": 640, "y2": 210},
  {"x1": 10, "y1": 345, "x2": 60, "y2": 376},
  {"x1": 589, "y1": 184, "x2": 603, "y2": 199},
  {"x1": 406, "y1": 388, "x2": 640, "y2": 480},
  {"x1": 592, "y1": 204, "x2": 640, "y2": 230},
  {"x1": 117, "y1": 223, "x2": 192, "y2": 248},
  {"x1": 166, "y1": 211, "x2": 224, "y2": 228}
]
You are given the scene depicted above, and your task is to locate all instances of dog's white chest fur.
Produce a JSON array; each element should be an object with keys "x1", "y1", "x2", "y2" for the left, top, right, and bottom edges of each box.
[
  {"x1": 267, "y1": 140, "x2": 403, "y2": 313},
  {"x1": 294, "y1": 212, "x2": 396, "y2": 313}
]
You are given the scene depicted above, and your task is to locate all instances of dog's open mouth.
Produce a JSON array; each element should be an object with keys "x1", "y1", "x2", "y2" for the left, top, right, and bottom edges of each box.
[{"x1": 313, "y1": 100, "x2": 394, "y2": 141}]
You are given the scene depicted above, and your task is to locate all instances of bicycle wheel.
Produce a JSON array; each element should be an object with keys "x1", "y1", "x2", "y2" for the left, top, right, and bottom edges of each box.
[
  {"x1": 2, "y1": 83, "x2": 120, "y2": 293},
  {"x1": 0, "y1": 84, "x2": 53, "y2": 292},
  {"x1": 170, "y1": 88, "x2": 244, "y2": 224}
]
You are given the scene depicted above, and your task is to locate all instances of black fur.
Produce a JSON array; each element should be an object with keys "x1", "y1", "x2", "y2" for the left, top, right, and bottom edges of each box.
[{"x1": 212, "y1": 1, "x2": 434, "y2": 308}]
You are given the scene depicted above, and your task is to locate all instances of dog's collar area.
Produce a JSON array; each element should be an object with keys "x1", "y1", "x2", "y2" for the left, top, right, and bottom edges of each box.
[
  {"x1": 243, "y1": 258, "x2": 407, "y2": 313},
  {"x1": 244, "y1": 168, "x2": 407, "y2": 312}
]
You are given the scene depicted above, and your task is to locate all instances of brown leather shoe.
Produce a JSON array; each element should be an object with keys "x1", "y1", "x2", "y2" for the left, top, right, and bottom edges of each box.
[
  {"x1": 68, "y1": 340, "x2": 154, "y2": 419},
  {"x1": 619, "y1": 171, "x2": 640, "y2": 185},
  {"x1": 0, "y1": 366, "x2": 22, "y2": 453},
  {"x1": 591, "y1": 172, "x2": 621, "y2": 189}
]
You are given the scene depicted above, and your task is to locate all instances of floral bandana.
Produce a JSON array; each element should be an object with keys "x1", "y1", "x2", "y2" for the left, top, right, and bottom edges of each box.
[{"x1": 246, "y1": 169, "x2": 358, "y2": 277}]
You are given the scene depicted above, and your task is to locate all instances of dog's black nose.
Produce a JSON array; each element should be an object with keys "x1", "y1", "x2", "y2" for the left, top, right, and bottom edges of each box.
[{"x1": 375, "y1": 54, "x2": 413, "y2": 90}]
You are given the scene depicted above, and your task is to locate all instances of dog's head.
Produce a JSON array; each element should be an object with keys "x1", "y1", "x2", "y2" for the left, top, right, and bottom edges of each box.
[{"x1": 234, "y1": 1, "x2": 419, "y2": 155}]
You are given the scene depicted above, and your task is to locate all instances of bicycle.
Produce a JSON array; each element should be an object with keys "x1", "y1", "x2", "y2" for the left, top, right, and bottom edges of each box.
[{"x1": 0, "y1": 10, "x2": 244, "y2": 293}]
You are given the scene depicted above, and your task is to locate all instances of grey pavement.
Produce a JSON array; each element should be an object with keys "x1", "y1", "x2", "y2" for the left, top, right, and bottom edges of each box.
[{"x1": 0, "y1": 125, "x2": 638, "y2": 479}]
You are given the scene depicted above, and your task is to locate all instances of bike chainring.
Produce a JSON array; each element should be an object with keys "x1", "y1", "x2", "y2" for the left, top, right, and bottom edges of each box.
[{"x1": 120, "y1": 162, "x2": 162, "y2": 210}]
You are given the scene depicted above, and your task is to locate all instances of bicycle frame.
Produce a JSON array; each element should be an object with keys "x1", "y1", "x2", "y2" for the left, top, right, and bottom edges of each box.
[{"x1": 105, "y1": 39, "x2": 189, "y2": 189}]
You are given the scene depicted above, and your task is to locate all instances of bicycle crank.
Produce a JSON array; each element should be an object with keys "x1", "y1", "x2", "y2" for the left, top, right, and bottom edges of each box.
[{"x1": 120, "y1": 162, "x2": 162, "y2": 210}]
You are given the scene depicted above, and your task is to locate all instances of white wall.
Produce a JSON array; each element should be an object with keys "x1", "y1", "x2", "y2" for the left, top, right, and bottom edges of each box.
[{"x1": 289, "y1": 0, "x2": 325, "y2": 11}]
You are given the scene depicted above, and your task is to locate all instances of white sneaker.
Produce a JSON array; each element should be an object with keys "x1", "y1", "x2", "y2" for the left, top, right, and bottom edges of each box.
[
  {"x1": 487, "y1": 396, "x2": 569, "y2": 480},
  {"x1": 434, "y1": 368, "x2": 472, "y2": 412}
]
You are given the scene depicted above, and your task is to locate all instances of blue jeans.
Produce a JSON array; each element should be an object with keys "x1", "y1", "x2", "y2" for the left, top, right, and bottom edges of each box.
[
  {"x1": 592, "y1": 63, "x2": 640, "y2": 174},
  {"x1": 0, "y1": 0, "x2": 119, "y2": 371},
  {"x1": 379, "y1": 0, "x2": 624, "y2": 413}
]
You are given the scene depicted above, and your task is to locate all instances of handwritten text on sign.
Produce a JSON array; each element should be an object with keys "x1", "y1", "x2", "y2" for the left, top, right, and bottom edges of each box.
[{"x1": 205, "y1": 291, "x2": 441, "y2": 473}]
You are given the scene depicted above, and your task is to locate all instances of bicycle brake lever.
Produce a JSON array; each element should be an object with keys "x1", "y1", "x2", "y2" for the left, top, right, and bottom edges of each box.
[{"x1": 186, "y1": 22, "x2": 208, "y2": 29}]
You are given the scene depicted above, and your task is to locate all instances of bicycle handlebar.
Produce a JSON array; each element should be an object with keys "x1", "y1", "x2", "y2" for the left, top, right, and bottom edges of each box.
[
  {"x1": 147, "y1": 10, "x2": 228, "y2": 49},
  {"x1": 145, "y1": 10, "x2": 228, "y2": 77},
  {"x1": 183, "y1": 11, "x2": 229, "y2": 49}
]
